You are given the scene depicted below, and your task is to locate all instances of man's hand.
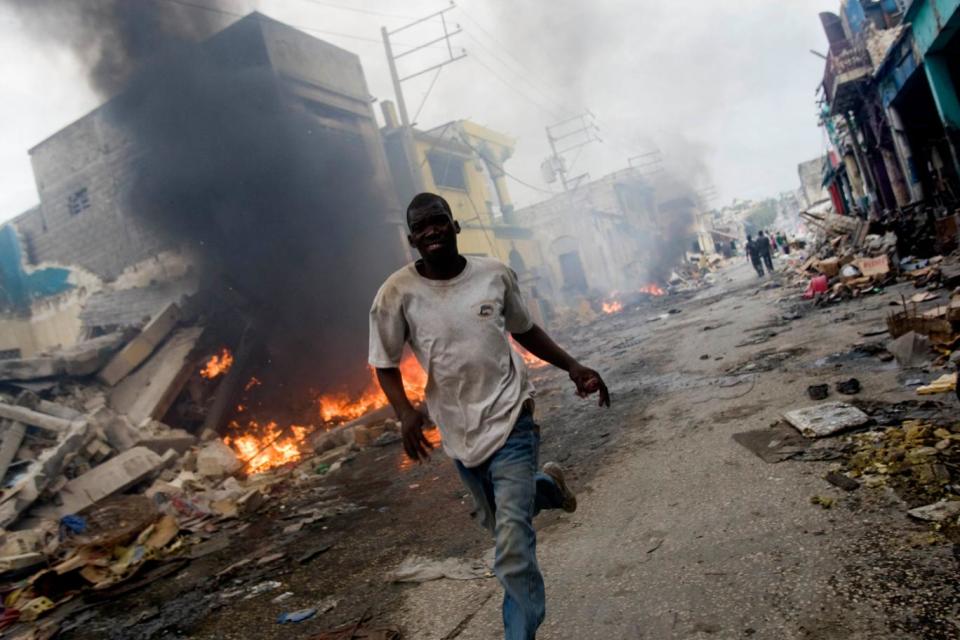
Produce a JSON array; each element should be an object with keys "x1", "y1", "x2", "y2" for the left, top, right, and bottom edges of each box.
[
  {"x1": 569, "y1": 363, "x2": 611, "y2": 407},
  {"x1": 399, "y1": 408, "x2": 434, "y2": 462}
]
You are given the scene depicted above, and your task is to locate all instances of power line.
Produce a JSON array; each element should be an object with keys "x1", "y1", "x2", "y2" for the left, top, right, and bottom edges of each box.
[
  {"x1": 412, "y1": 66, "x2": 443, "y2": 124},
  {"x1": 457, "y1": 5, "x2": 571, "y2": 112},
  {"x1": 158, "y1": 0, "x2": 425, "y2": 47},
  {"x1": 462, "y1": 32, "x2": 572, "y2": 120},
  {"x1": 467, "y1": 54, "x2": 566, "y2": 121},
  {"x1": 454, "y1": 132, "x2": 558, "y2": 196},
  {"x1": 292, "y1": 0, "x2": 421, "y2": 20}
]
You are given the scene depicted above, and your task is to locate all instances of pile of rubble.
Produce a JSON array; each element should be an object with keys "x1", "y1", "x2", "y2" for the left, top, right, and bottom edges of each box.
[{"x1": 0, "y1": 302, "x2": 401, "y2": 635}]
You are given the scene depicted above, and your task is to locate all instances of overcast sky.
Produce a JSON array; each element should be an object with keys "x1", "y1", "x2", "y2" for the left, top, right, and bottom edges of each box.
[{"x1": 0, "y1": 0, "x2": 838, "y2": 223}]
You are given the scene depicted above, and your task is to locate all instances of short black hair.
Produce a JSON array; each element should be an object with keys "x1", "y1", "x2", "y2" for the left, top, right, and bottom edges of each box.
[{"x1": 407, "y1": 192, "x2": 452, "y2": 227}]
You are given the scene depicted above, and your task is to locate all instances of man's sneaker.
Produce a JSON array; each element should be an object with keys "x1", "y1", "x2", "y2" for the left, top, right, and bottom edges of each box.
[{"x1": 543, "y1": 462, "x2": 577, "y2": 513}]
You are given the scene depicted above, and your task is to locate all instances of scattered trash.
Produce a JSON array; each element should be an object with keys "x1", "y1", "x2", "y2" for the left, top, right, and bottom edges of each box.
[
  {"x1": 388, "y1": 555, "x2": 491, "y2": 583},
  {"x1": 277, "y1": 607, "x2": 318, "y2": 624},
  {"x1": 731, "y1": 425, "x2": 811, "y2": 463},
  {"x1": 907, "y1": 500, "x2": 960, "y2": 522},
  {"x1": 810, "y1": 495, "x2": 834, "y2": 509},
  {"x1": 887, "y1": 332, "x2": 933, "y2": 368},
  {"x1": 783, "y1": 402, "x2": 870, "y2": 438},
  {"x1": 244, "y1": 581, "x2": 283, "y2": 599},
  {"x1": 807, "y1": 384, "x2": 829, "y2": 401},
  {"x1": 824, "y1": 471, "x2": 859, "y2": 491},
  {"x1": 835, "y1": 378, "x2": 861, "y2": 395},
  {"x1": 271, "y1": 591, "x2": 294, "y2": 604},
  {"x1": 917, "y1": 373, "x2": 957, "y2": 396}
]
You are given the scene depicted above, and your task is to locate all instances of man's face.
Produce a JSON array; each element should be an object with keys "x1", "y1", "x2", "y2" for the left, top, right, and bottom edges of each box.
[{"x1": 407, "y1": 203, "x2": 460, "y2": 260}]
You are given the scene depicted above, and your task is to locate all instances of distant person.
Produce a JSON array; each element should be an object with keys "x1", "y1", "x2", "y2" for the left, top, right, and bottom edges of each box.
[
  {"x1": 776, "y1": 231, "x2": 791, "y2": 255},
  {"x1": 757, "y1": 230, "x2": 774, "y2": 273},
  {"x1": 746, "y1": 234, "x2": 764, "y2": 277}
]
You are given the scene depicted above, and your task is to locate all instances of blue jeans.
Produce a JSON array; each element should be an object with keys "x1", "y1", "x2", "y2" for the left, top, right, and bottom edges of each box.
[{"x1": 455, "y1": 411, "x2": 565, "y2": 640}]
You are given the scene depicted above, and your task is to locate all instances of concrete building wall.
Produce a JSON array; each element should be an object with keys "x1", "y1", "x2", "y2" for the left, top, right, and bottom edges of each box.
[{"x1": 18, "y1": 109, "x2": 165, "y2": 281}]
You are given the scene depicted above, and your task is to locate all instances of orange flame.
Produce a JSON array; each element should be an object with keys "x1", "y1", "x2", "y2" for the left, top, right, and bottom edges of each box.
[
  {"x1": 639, "y1": 283, "x2": 666, "y2": 296},
  {"x1": 224, "y1": 421, "x2": 310, "y2": 475},
  {"x1": 601, "y1": 300, "x2": 623, "y2": 314},
  {"x1": 317, "y1": 353, "x2": 427, "y2": 424},
  {"x1": 510, "y1": 338, "x2": 547, "y2": 368},
  {"x1": 201, "y1": 348, "x2": 234, "y2": 379}
]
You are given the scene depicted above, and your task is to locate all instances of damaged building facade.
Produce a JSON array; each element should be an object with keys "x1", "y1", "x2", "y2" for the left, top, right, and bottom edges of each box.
[
  {"x1": 816, "y1": 0, "x2": 960, "y2": 253},
  {"x1": 1, "y1": 13, "x2": 404, "y2": 359}
]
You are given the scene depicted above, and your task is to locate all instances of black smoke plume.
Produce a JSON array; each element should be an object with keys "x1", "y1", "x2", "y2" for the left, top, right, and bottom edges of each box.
[{"x1": 7, "y1": 1, "x2": 406, "y2": 400}]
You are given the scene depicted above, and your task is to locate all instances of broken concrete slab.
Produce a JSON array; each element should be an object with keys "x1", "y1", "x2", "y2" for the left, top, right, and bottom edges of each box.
[
  {"x1": 196, "y1": 440, "x2": 242, "y2": 478},
  {"x1": 0, "y1": 420, "x2": 27, "y2": 483},
  {"x1": 98, "y1": 303, "x2": 181, "y2": 387},
  {"x1": 783, "y1": 402, "x2": 870, "y2": 438},
  {"x1": 907, "y1": 500, "x2": 960, "y2": 522},
  {"x1": 109, "y1": 326, "x2": 203, "y2": 427},
  {"x1": 0, "y1": 419, "x2": 89, "y2": 528},
  {"x1": 31, "y1": 446, "x2": 165, "y2": 519},
  {"x1": 0, "y1": 333, "x2": 128, "y2": 382},
  {"x1": 887, "y1": 332, "x2": 932, "y2": 368},
  {"x1": 135, "y1": 429, "x2": 197, "y2": 456},
  {"x1": 0, "y1": 402, "x2": 79, "y2": 433}
]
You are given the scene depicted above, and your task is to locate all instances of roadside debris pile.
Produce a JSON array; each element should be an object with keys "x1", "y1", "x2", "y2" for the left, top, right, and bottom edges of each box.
[
  {"x1": 0, "y1": 301, "x2": 409, "y2": 635},
  {"x1": 844, "y1": 419, "x2": 960, "y2": 503},
  {"x1": 791, "y1": 209, "x2": 960, "y2": 307}
]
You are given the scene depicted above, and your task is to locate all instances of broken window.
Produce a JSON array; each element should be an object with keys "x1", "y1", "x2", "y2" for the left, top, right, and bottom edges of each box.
[
  {"x1": 67, "y1": 188, "x2": 90, "y2": 216},
  {"x1": 427, "y1": 151, "x2": 467, "y2": 190}
]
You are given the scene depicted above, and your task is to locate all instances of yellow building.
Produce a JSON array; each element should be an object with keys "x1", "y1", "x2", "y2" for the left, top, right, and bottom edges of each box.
[{"x1": 381, "y1": 105, "x2": 550, "y2": 322}]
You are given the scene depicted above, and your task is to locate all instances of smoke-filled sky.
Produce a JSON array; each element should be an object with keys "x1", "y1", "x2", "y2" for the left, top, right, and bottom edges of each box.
[{"x1": 0, "y1": 0, "x2": 838, "y2": 223}]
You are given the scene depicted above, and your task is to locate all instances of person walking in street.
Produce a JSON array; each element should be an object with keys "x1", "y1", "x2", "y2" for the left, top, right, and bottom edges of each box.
[
  {"x1": 745, "y1": 233, "x2": 765, "y2": 277},
  {"x1": 369, "y1": 192, "x2": 610, "y2": 640},
  {"x1": 757, "y1": 230, "x2": 774, "y2": 273}
]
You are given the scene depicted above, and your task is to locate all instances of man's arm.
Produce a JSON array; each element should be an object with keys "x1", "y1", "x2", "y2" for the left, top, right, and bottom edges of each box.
[
  {"x1": 511, "y1": 324, "x2": 611, "y2": 407},
  {"x1": 375, "y1": 367, "x2": 433, "y2": 461}
]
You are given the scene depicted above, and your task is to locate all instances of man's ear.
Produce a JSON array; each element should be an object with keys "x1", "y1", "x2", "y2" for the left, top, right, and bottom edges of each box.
[
  {"x1": 407, "y1": 233, "x2": 416, "y2": 248},
  {"x1": 453, "y1": 220, "x2": 461, "y2": 234}
]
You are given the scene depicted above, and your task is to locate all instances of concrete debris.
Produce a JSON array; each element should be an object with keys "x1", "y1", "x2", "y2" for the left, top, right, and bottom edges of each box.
[
  {"x1": 907, "y1": 500, "x2": 960, "y2": 522},
  {"x1": 0, "y1": 333, "x2": 129, "y2": 382},
  {"x1": 97, "y1": 303, "x2": 181, "y2": 386},
  {"x1": 783, "y1": 402, "x2": 870, "y2": 438},
  {"x1": 886, "y1": 332, "x2": 933, "y2": 368},
  {"x1": 109, "y1": 326, "x2": 204, "y2": 427},
  {"x1": 388, "y1": 554, "x2": 492, "y2": 583},
  {"x1": 916, "y1": 373, "x2": 957, "y2": 396},
  {"x1": 31, "y1": 447, "x2": 166, "y2": 520},
  {"x1": 196, "y1": 440, "x2": 242, "y2": 478}
]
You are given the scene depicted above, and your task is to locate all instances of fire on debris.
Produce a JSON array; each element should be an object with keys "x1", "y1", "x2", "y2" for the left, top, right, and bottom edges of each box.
[
  {"x1": 200, "y1": 348, "x2": 234, "y2": 380},
  {"x1": 224, "y1": 421, "x2": 311, "y2": 475},
  {"x1": 602, "y1": 300, "x2": 624, "y2": 314},
  {"x1": 640, "y1": 283, "x2": 666, "y2": 296},
  {"x1": 317, "y1": 353, "x2": 427, "y2": 424}
]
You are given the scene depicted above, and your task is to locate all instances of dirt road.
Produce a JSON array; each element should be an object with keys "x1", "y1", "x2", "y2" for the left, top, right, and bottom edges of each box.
[
  {"x1": 393, "y1": 260, "x2": 960, "y2": 639},
  {"x1": 63, "y1": 259, "x2": 960, "y2": 639}
]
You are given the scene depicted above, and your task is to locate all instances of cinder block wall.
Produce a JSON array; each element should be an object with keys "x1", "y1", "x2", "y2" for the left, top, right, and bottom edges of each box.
[{"x1": 17, "y1": 110, "x2": 168, "y2": 282}]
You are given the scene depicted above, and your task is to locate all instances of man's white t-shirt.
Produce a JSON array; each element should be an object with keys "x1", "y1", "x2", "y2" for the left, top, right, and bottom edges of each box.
[{"x1": 368, "y1": 256, "x2": 535, "y2": 468}]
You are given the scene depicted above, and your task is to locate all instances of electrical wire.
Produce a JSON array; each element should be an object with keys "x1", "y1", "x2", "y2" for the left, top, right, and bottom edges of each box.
[
  {"x1": 412, "y1": 66, "x2": 443, "y2": 124},
  {"x1": 158, "y1": 0, "x2": 426, "y2": 47},
  {"x1": 467, "y1": 54, "x2": 566, "y2": 121},
  {"x1": 292, "y1": 0, "x2": 421, "y2": 20},
  {"x1": 456, "y1": 4, "x2": 571, "y2": 112},
  {"x1": 461, "y1": 32, "x2": 572, "y2": 120}
]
